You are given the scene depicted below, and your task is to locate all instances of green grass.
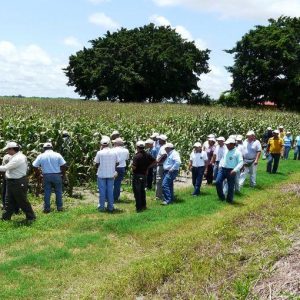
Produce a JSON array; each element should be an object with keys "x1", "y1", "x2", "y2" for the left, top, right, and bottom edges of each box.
[{"x1": 0, "y1": 157, "x2": 299, "y2": 299}]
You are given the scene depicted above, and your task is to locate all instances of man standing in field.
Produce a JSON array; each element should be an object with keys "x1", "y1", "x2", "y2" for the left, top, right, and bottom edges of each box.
[
  {"x1": 0, "y1": 142, "x2": 36, "y2": 221},
  {"x1": 294, "y1": 133, "x2": 300, "y2": 160},
  {"x1": 283, "y1": 131, "x2": 293, "y2": 159},
  {"x1": 112, "y1": 138, "x2": 129, "y2": 202},
  {"x1": 131, "y1": 141, "x2": 156, "y2": 212},
  {"x1": 162, "y1": 143, "x2": 181, "y2": 205},
  {"x1": 205, "y1": 137, "x2": 216, "y2": 184},
  {"x1": 155, "y1": 134, "x2": 168, "y2": 200},
  {"x1": 266, "y1": 130, "x2": 284, "y2": 174},
  {"x1": 94, "y1": 137, "x2": 119, "y2": 212},
  {"x1": 33, "y1": 142, "x2": 67, "y2": 213},
  {"x1": 262, "y1": 127, "x2": 273, "y2": 159},
  {"x1": 212, "y1": 137, "x2": 226, "y2": 181},
  {"x1": 239, "y1": 131, "x2": 261, "y2": 188},
  {"x1": 216, "y1": 138, "x2": 243, "y2": 203},
  {"x1": 145, "y1": 138, "x2": 158, "y2": 190}
]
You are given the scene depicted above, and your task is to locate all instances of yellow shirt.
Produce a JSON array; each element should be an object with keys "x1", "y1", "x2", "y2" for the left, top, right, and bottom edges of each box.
[{"x1": 268, "y1": 137, "x2": 283, "y2": 154}]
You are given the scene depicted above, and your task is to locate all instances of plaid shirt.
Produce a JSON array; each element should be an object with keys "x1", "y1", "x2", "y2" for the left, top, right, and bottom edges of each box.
[{"x1": 94, "y1": 148, "x2": 119, "y2": 178}]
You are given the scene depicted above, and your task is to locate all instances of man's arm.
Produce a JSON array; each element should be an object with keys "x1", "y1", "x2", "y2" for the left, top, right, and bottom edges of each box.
[{"x1": 0, "y1": 157, "x2": 23, "y2": 172}]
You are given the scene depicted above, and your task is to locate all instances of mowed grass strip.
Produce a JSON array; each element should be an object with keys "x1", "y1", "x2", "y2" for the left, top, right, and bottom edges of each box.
[{"x1": 0, "y1": 158, "x2": 298, "y2": 299}]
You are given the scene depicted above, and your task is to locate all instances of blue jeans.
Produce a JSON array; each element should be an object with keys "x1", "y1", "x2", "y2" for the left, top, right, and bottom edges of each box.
[
  {"x1": 162, "y1": 170, "x2": 178, "y2": 204},
  {"x1": 98, "y1": 177, "x2": 114, "y2": 211},
  {"x1": 192, "y1": 167, "x2": 205, "y2": 195},
  {"x1": 294, "y1": 146, "x2": 300, "y2": 160},
  {"x1": 216, "y1": 168, "x2": 236, "y2": 203},
  {"x1": 267, "y1": 153, "x2": 280, "y2": 173},
  {"x1": 283, "y1": 146, "x2": 291, "y2": 159},
  {"x1": 113, "y1": 167, "x2": 125, "y2": 201},
  {"x1": 43, "y1": 174, "x2": 63, "y2": 210},
  {"x1": 213, "y1": 161, "x2": 220, "y2": 181}
]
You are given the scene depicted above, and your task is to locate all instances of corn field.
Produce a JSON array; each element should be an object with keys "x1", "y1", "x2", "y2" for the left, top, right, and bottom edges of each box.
[{"x1": 0, "y1": 97, "x2": 299, "y2": 191}]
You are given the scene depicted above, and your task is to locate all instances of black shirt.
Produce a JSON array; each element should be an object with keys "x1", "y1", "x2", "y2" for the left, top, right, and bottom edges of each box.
[{"x1": 132, "y1": 150, "x2": 155, "y2": 175}]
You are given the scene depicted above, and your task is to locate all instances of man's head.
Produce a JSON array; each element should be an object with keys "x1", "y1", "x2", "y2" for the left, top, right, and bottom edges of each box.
[
  {"x1": 111, "y1": 130, "x2": 120, "y2": 140},
  {"x1": 193, "y1": 142, "x2": 202, "y2": 152},
  {"x1": 286, "y1": 131, "x2": 291, "y2": 136},
  {"x1": 158, "y1": 134, "x2": 167, "y2": 145},
  {"x1": 216, "y1": 137, "x2": 225, "y2": 146},
  {"x1": 4, "y1": 141, "x2": 19, "y2": 155},
  {"x1": 246, "y1": 130, "x2": 255, "y2": 142},
  {"x1": 145, "y1": 139, "x2": 154, "y2": 149},
  {"x1": 136, "y1": 141, "x2": 145, "y2": 151},
  {"x1": 225, "y1": 138, "x2": 236, "y2": 150},
  {"x1": 112, "y1": 137, "x2": 124, "y2": 147},
  {"x1": 101, "y1": 136, "x2": 111, "y2": 148},
  {"x1": 43, "y1": 142, "x2": 53, "y2": 151},
  {"x1": 165, "y1": 143, "x2": 174, "y2": 154},
  {"x1": 267, "y1": 127, "x2": 272, "y2": 132},
  {"x1": 150, "y1": 132, "x2": 159, "y2": 141},
  {"x1": 278, "y1": 126, "x2": 284, "y2": 132},
  {"x1": 273, "y1": 129, "x2": 280, "y2": 138},
  {"x1": 236, "y1": 135, "x2": 243, "y2": 144},
  {"x1": 208, "y1": 137, "x2": 215, "y2": 146}
]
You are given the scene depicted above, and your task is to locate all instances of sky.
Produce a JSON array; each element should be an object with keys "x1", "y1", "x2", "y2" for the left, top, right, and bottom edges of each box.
[{"x1": 0, "y1": 0, "x2": 299, "y2": 99}]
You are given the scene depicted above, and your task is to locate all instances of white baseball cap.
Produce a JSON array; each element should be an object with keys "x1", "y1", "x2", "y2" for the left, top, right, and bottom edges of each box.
[
  {"x1": 165, "y1": 143, "x2": 174, "y2": 148},
  {"x1": 193, "y1": 142, "x2": 202, "y2": 147},
  {"x1": 286, "y1": 131, "x2": 291, "y2": 134},
  {"x1": 3, "y1": 141, "x2": 19, "y2": 150},
  {"x1": 43, "y1": 142, "x2": 53, "y2": 148},
  {"x1": 208, "y1": 137, "x2": 216, "y2": 142},
  {"x1": 158, "y1": 134, "x2": 168, "y2": 141},
  {"x1": 112, "y1": 137, "x2": 124, "y2": 144},
  {"x1": 216, "y1": 136, "x2": 225, "y2": 141},
  {"x1": 101, "y1": 136, "x2": 111, "y2": 145},
  {"x1": 111, "y1": 130, "x2": 119, "y2": 137},
  {"x1": 150, "y1": 132, "x2": 159, "y2": 138},
  {"x1": 207, "y1": 134, "x2": 215, "y2": 138},
  {"x1": 273, "y1": 129, "x2": 280, "y2": 134},
  {"x1": 236, "y1": 135, "x2": 243, "y2": 141},
  {"x1": 278, "y1": 125, "x2": 284, "y2": 129},
  {"x1": 225, "y1": 138, "x2": 236, "y2": 144},
  {"x1": 136, "y1": 141, "x2": 145, "y2": 148},
  {"x1": 267, "y1": 127, "x2": 272, "y2": 130},
  {"x1": 246, "y1": 130, "x2": 255, "y2": 136},
  {"x1": 145, "y1": 138, "x2": 154, "y2": 144}
]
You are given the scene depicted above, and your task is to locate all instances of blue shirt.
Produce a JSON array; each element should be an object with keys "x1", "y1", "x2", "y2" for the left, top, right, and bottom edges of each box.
[
  {"x1": 296, "y1": 136, "x2": 300, "y2": 146},
  {"x1": 163, "y1": 150, "x2": 181, "y2": 171},
  {"x1": 283, "y1": 136, "x2": 293, "y2": 147},
  {"x1": 150, "y1": 147, "x2": 158, "y2": 159},
  {"x1": 33, "y1": 150, "x2": 66, "y2": 174},
  {"x1": 220, "y1": 148, "x2": 243, "y2": 173}
]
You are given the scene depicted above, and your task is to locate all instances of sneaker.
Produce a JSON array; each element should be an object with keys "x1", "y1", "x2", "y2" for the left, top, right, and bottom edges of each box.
[
  {"x1": 161, "y1": 201, "x2": 168, "y2": 205},
  {"x1": 43, "y1": 209, "x2": 51, "y2": 214}
]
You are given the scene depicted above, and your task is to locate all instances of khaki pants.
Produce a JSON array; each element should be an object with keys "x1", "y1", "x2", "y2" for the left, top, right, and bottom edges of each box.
[{"x1": 155, "y1": 165, "x2": 164, "y2": 200}]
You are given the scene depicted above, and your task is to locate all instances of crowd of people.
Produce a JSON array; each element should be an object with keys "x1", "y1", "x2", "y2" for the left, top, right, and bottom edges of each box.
[{"x1": 0, "y1": 126, "x2": 299, "y2": 220}]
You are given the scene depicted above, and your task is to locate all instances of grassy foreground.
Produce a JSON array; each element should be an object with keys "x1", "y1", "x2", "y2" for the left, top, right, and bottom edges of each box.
[{"x1": 0, "y1": 158, "x2": 299, "y2": 299}]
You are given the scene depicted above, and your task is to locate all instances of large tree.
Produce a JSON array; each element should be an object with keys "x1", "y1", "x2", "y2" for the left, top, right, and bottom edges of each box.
[
  {"x1": 64, "y1": 23, "x2": 210, "y2": 102},
  {"x1": 226, "y1": 16, "x2": 300, "y2": 111}
]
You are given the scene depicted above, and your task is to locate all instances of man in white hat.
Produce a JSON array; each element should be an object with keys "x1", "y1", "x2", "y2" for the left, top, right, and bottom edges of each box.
[
  {"x1": 278, "y1": 126, "x2": 285, "y2": 158},
  {"x1": 216, "y1": 138, "x2": 243, "y2": 203},
  {"x1": 294, "y1": 132, "x2": 300, "y2": 160},
  {"x1": 262, "y1": 127, "x2": 273, "y2": 159},
  {"x1": 112, "y1": 137, "x2": 129, "y2": 202},
  {"x1": 283, "y1": 131, "x2": 293, "y2": 159},
  {"x1": 239, "y1": 131, "x2": 261, "y2": 189},
  {"x1": 162, "y1": 143, "x2": 181, "y2": 205},
  {"x1": 145, "y1": 138, "x2": 158, "y2": 190},
  {"x1": 189, "y1": 142, "x2": 208, "y2": 196},
  {"x1": 212, "y1": 137, "x2": 226, "y2": 181},
  {"x1": 94, "y1": 136, "x2": 119, "y2": 212},
  {"x1": 33, "y1": 142, "x2": 67, "y2": 213},
  {"x1": 0, "y1": 142, "x2": 36, "y2": 221},
  {"x1": 155, "y1": 134, "x2": 168, "y2": 200},
  {"x1": 266, "y1": 129, "x2": 283, "y2": 173},
  {"x1": 131, "y1": 141, "x2": 156, "y2": 212},
  {"x1": 110, "y1": 130, "x2": 120, "y2": 141},
  {"x1": 203, "y1": 134, "x2": 216, "y2": 151},
  {"x1": 205, "y1": 137, "x2": 216, "y2": 184}
]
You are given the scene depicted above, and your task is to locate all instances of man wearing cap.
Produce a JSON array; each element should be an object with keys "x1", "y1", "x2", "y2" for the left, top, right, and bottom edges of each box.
[
  {"x1": 94, "y1": 137, "x2": 119, "y2": 212},
  {"x1": 33, "y1": 142, "x2": 67, "y2": 213},
  {"x1": 145, "y1": 139, "x2": 158, "y2": 190},
  {"x1": 283, "y1": 131, "x2": 293, "y2": 160},
  {"x1": 212, "y1": 137, "x2": 226, "y2": 181},
  {"x1": 294, "y1": 133, "x2": 300, "y2": 160},
  {"x1": 239, "y1": 131, "x2": 261, "y2": 188},
  {"x1": 205, "y1": 137, "x2": 216, "y2": 184},
  {"x1": 112, "y1": 138, "x2": 129, "y2": 202},
  {"x1": 278, "y1": 126, "x2": 285, "y2": 158},
  {"x1": 111, "y1": 130, "x2": 120, "y2": 141},
  {"x1": 266, "y1": 130, "x2": 284, "y2": 174},
  {"x1": 216, "y1": 138, "x2": 243, "y2": 203},
  {"x1": 0, "y1": 142, "x2": 36, "y2": 221},
  {"x1": 132, "y1": 141, "x2": 156, "y2": 212},
  {"x1": 162, "y1": 143, "x2": 181, "y2": 205},
  {"x1": 189, "y1": 142, "x2": 208, "y2": 196},
  {"x1": 203, "y1": 134, "x2": 216, "y2": 151},
  {"x1": 262, "y1": 127, "x2": 273, "y2": 159},
  {"x1": 155, "y1": 134, "x2": 168, "y2": 200}
]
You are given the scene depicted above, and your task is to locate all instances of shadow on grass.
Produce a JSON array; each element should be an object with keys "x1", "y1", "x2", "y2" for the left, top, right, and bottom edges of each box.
[{"x1": 11, "y1": 219, "x2": 35, "y2": 227}]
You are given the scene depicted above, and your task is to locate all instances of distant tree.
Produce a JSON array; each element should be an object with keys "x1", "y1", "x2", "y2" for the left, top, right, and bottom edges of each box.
[
  {"x1": 217, "y1": 91, "x2": 240, "y2": 107},
  {"x1": 187, "y1": 91, "x2": 213, "y2": 105},
  {"x1": 226, "y1": 16, "x2": 300, "y2": 111},
  {"x1": 64, "y1": 23, "x2": 210, "y2": 102}
]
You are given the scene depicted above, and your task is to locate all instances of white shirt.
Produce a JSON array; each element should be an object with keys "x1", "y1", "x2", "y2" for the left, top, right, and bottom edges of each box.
[
  {"x1": 156, "y1": 145, "x2": 167, "y2": 163},
  {"x1": 236, "y1": 144, "x2": 244, "y2": 155},
  {"x1": 2, "y1": 154, "x2": 11, "y2": 166},
  {"x1": 219, "y1": 148, "x2": 243, "y2": 173},
  {"x1": 190, "y1": 151, "x2": 208, "y2": 167},
  {"x1": 242, "y1": 140, "x2": 261, "y2": 161},
  {"x1": 213, "y1": 145, "x2": 226, "y2": 162},
  {"x1": 94, "y1": 147, "x2": 119, "y2": 178},
  {"x1": 112, "y1": 146, "x2": 129, "y2": 168},
  {"x1": 0, "y1": 152, "x2": 28, "y2": 179},
  {"x1": 32, "y1": 150, "x2": 66, "y2": 174}
]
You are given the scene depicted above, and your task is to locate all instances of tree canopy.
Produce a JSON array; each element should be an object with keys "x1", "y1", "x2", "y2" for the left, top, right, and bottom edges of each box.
[
  {"x1": 226, "y1": 16, "x2": 300, "y2": 111},
  {"x1": 64, "y1": 23, "x2": 210, "y2": 102}
]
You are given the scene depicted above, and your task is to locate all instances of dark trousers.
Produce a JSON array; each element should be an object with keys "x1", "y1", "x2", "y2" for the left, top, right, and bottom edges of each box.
[
  {"x1": 216, "y1": 168, "x2": 236, "y2": 203},
  {"x1": 146, "y1": 167, "x2": 154, "y2": 189},
  {"x1": 294, "y1": 146, "x2": 300, "y2": 160},
  {"x1": 206, "y1": 164, "x2": 214, "y2": 184},
  {"x1": 2, "y1": 177, "x2": 35, "y2": 220},
  {"x1": 1, "y1": 178, "x2": 6, "y2": 207},
  {"x1": 132, "y1": 174, "x2": 146, "y2": 211},
  {"x1": 192, "y1": 166, "x2": 205, "y2": 195},
  {"x1": 267, "y1": 153, "x2": 281, "y2": 173}
]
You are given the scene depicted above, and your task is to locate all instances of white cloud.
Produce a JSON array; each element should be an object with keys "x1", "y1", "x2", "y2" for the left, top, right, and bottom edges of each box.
[
  {"x1": 198, "y1": 65, "x2": 232, "y2": 99},
  {"x1": 152, "y1": 0, "x2": 300, "y2": 20},
  {"x1": 149, "y1": 15, "x2": 207, "y2": 50},
  {"x1": 88, "y1": 12, "x2": 119, "y2": 30},
  {"x1": 0, "y1": 41, "x2": 77, "y2": 98},
  {"x1": 88, "y1": 0, "x2": 110, "y2": 4},
  {"x1": 63, "y1": 36, "x2": 82, "y2": 48}
]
